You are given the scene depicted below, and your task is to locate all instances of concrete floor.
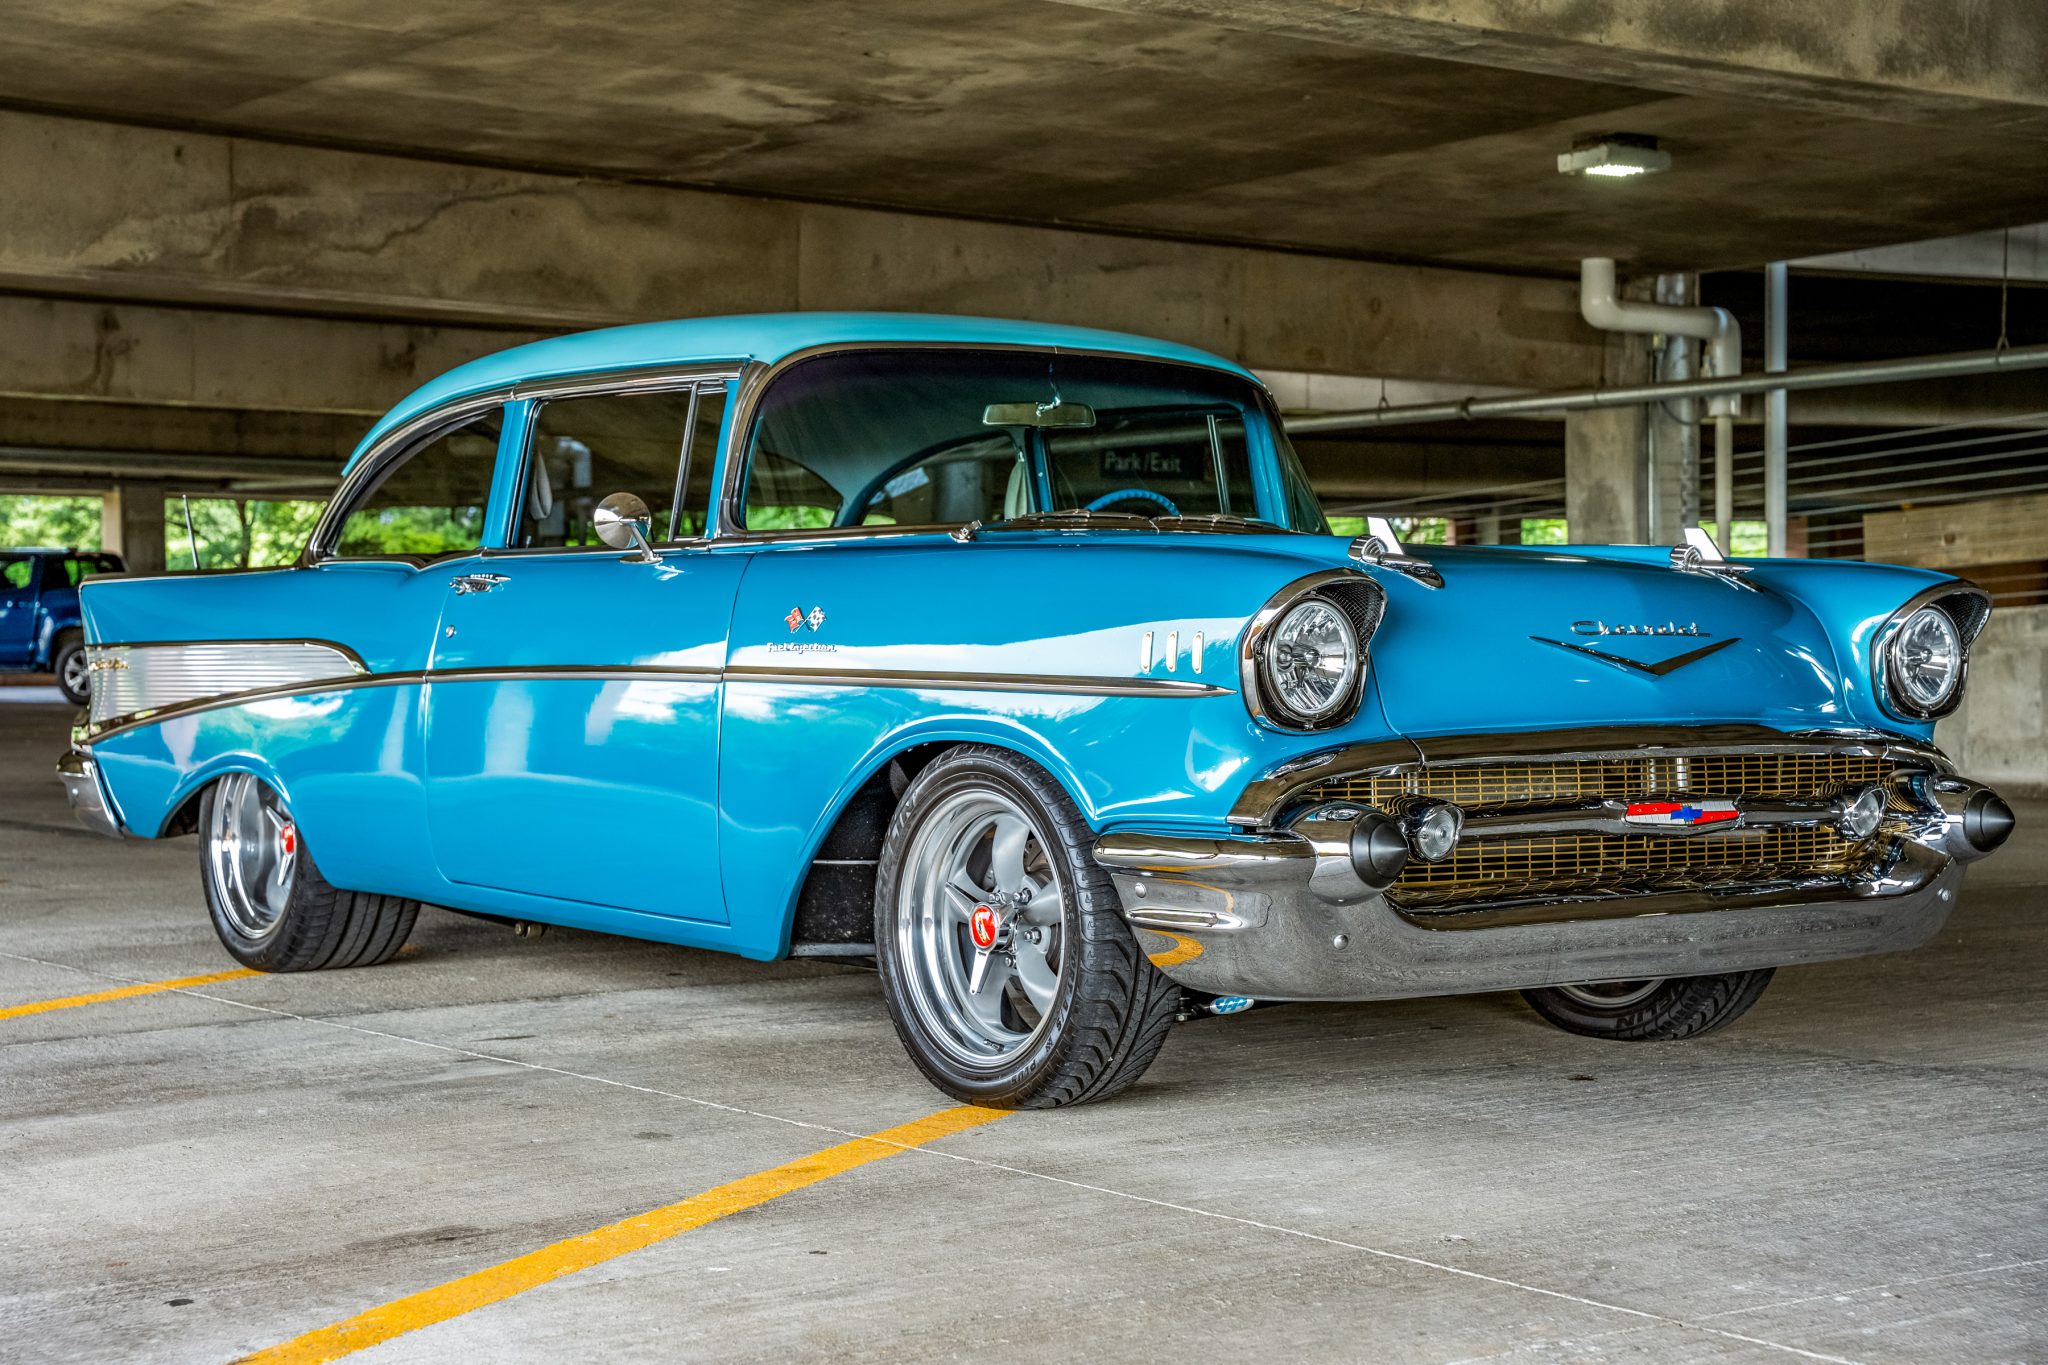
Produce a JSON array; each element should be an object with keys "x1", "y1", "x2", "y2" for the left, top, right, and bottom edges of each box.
[{"x1": 3, "y1": 691, "x2": 2045, "y2": 1364}]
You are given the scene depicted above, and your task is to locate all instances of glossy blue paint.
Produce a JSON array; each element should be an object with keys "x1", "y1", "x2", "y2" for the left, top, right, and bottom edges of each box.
[
  {"x1": 73, "y1": 314, "x2": 1985, "y2": 966},
  {"x1": 425, "y1": 548, "x2": 743, "y2": 923}
]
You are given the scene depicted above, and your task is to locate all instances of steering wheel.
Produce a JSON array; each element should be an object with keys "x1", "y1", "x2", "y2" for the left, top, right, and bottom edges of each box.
[{"x1": 1084, "y1": 489, "x2": 1182, "y2": 517}]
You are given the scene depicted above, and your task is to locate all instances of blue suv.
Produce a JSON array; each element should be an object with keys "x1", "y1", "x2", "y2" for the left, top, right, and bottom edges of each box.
[{"x1": 1, "y1": 549, "x2": 124, "y2": 703}]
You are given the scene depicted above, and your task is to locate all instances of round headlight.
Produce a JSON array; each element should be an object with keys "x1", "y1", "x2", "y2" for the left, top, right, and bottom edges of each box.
[
  {"x1": 1886, "y1": 605, "x2": 1963, "y2": 715},
  {"x1": 1263, "y1": 598, "x2": 1360, "y2": 723}
]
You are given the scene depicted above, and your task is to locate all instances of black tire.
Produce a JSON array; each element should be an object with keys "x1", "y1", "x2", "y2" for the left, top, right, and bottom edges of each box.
[
  {"x1": 1521, "y1": 970, "x2": 1775, "y2": 1041},
  {"x1": 53, "y1": 632, "x2": 89, "y2": 706},
  {"x1": 199, "y1": 774, "x2": 419, "y2": 972},
  {"x1": 874, "y1": 745, "x2": 1180, "y2": 1108}
]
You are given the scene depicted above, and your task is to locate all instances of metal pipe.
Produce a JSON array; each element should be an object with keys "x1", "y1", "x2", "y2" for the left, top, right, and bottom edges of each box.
[
  {"x1": 1284, "y1": 340, "x2": 2048, "y2": 434},
  {"x1": 1764, "y1": 261, "x2": 1789, "y2": 556},
  {"x1": 1579, "y1": 259, "x2": 1742, "y2": 418}
]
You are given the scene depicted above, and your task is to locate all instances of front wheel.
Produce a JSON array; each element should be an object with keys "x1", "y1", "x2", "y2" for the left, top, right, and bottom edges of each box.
[
  {"x1": 874, "y1": 746, "x2": 1180, "y2": 1108},
  {"x1": 1521, "y1": 970, "x2": 1775, "y2": 1041},
  {"x1": 200, "y1": 773, "x2": 419, "y2": 972}
]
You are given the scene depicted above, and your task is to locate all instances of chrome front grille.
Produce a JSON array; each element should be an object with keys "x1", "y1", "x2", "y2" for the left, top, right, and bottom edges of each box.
[
  {"x1": 1311, "y1": 753, "x2": 1896, "y2": 809},
  {"x1": 1392, "y1": 827, "x2": 1877, "y2": 910},
  {"x1": 1302, "y1": 753, "x2": 1909, "y2": 911}
]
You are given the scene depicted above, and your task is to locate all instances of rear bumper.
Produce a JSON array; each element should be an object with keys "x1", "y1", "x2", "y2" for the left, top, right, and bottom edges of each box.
[
  {"x1": 1095, "y1": 771, "x2": 2010, "y2": 1002},
  {"x1": 55, "y1": 749, "x2": 125, "y2": 839}
]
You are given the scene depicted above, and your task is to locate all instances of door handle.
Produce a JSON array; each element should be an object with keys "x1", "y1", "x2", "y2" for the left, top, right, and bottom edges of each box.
[{"x1": 451, "y1": 572, "x2": 511, "y2": 595}]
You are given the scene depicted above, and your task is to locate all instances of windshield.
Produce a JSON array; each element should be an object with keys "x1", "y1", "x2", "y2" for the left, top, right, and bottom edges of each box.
[{"x1": 738, "y1": 348, "x2": 1326, "y2": 533}]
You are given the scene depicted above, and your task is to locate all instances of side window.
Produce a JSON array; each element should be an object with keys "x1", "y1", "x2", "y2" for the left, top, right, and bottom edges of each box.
[
  {"x1": 0, "y1": 556, "x2": 33, "y2": 595},
  {"x1": 515, "y1": 386, "x2": 726, "y2": 548},
  {"x1": 333, "y1": 412, "x2": 501, "y2": 559}
]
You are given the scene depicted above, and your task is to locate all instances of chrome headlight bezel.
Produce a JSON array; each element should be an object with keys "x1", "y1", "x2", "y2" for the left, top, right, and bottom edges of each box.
[
  {"x1": 1873, "y1": 585, "x2": 1990, "y2": 722},
  {"x1": 1240, "y1": 571, "x2": 1383, "y2": 732}
]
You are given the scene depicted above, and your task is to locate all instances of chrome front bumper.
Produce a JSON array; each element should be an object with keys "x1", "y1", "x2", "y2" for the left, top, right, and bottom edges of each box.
[
  {"x1": 56, "y1": 749, "x2": 125, "y2": 839},
  {"x1": 1095, "y1": 770, "x2": 2011, "y2": 1002}
]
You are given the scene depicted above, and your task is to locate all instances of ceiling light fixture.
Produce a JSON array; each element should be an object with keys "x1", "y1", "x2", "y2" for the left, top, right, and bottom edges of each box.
[{"x1": 1558, "y1": 132, "x2": 1672, "y2": 179}]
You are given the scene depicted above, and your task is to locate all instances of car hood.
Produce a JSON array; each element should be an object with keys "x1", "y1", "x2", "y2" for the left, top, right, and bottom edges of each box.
[{"x1": 1345, "y1": 544, "x2": 1860, "y2": 737}]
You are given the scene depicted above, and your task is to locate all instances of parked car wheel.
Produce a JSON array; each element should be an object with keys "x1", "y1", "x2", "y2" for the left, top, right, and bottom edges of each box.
[
  {"x1": 1521, "y1": 970, "x2": 1775, "y2": 1041},
  {"x1": 200, "y1": 772, "x2": 419, "y2": 971},
  {"x1": 875, "y1": 745, "x2": 1180, "y2": 1108},
  {"x1": 53, "y1": 633, "x2": 89, "y2": 706}
]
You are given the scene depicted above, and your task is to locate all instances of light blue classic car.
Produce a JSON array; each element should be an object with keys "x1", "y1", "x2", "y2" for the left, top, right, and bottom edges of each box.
[{"x1": 58, "y1": 313, "x2": 2013, "y2": 1106}]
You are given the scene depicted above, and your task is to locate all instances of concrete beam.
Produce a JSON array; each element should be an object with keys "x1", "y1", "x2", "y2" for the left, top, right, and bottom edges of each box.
[
  {"x1": 0, "y1": 399, "x2": 363, "y2": 464},
  {"x1": 1058, "y1": 0, "x2": 2048, "y2": 134},
  {"x1": 0, "y1": 294, "x2": 543, "y2": 416},
  {"x1": 0, "y1": 109, "x2": 1601, "y2": 389}
]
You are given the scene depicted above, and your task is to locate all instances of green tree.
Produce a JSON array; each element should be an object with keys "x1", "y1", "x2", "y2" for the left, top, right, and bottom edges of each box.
[{"x1": 0, "y1": 495, "x2": 102, "y2": 550}]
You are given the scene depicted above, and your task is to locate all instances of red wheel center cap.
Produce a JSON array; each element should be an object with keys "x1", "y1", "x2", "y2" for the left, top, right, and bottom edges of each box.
[{"x1": 969, "y1": 905, "x2": 1000, "y2": 950}]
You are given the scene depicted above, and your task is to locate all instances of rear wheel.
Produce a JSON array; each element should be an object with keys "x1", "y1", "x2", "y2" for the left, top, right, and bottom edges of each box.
[
  {"x1": 53, "y1": 634, "x2": 89, "y2": 706},
  {"x1": 200, "y1": 773, "x2": 419, "y2": 971},
  {"x1": 1521, "y1": 970, "x2": 1775, "y2": 1041},
  {"x1": 874, "y1": 746, "x2": 1179, "y2": 1108}
]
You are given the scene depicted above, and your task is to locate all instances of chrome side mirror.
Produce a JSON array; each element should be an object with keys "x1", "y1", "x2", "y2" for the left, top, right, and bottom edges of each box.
[{"x1": 593, "y1": 492, "x2": 659, "y2": 564}]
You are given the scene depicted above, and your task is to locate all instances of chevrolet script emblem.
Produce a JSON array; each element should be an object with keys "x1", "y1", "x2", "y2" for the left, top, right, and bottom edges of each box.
[{"x1": 1530, "y1": 621, "x2": 1736, "y2": 677}]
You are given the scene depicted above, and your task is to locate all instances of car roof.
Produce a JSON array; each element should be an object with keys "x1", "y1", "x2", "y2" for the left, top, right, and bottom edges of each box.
[{"x1": 350, "y1": 312, "x2": 1257, "y2": 469}]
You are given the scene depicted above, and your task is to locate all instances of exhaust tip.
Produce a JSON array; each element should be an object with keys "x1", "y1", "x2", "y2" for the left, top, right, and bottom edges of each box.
[{"x1": 1965, "y1": 790, "x2": 2016, "y2": 854}]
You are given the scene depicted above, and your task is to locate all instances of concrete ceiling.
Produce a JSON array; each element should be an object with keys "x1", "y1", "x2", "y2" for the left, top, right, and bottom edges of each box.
[{"x1": 3, "y1": 1, "x2": 2046, "y2": 275}]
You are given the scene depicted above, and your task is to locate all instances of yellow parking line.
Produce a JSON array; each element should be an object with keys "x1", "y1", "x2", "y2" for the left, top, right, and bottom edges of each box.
[
  {"x1": 238, "y1": 1104, "x2": 1009, "y2": 1364},
  {"x1": 0, "y1": 967, "x2": 259, "y2": 1021}
]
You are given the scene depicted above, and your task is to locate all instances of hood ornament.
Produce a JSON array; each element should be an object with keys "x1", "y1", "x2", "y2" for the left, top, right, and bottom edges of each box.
[
  {"x1": 1348, "y1": 516, "x2": 1444, "y2": 590},
  {"x1": 1670, "y1": 527, "x2": 1755, "y2": 587}
]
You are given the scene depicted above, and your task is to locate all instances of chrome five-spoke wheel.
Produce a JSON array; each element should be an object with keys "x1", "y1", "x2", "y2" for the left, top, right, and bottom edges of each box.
[
  {"x1": 198, "y1": 773, "x2": 420, "y2": 972},
  {"x1": 874, "y1": 746, "x2": 1181, "y2": 1108},
  {"x1": 207, "y1": 771, "x2": 299, "y2": 940},
  {"x1": 893, "y1": 787, "x2": 1066, "y2": 1067}
]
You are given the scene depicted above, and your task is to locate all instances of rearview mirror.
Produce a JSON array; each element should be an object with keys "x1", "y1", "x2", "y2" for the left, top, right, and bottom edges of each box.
[
  {"x1": 593, "y1": 492, "x2": 659, "y2": 564},
  {"x1": 982, "y1": 400, "x2": 1096, "y2": 429}
]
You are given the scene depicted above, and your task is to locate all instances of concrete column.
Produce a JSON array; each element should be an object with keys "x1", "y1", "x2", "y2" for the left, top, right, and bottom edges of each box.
[
  {"x1": 1565, "y1": 408, "x2": 1649, "y2": 544},
  {"x1": 1565, "y1": 277, "x2": 1656, "y2": 545},
  {"x1": 1764, "y1": 261, "x2": 1790, "y2": 556},
  {"x1": 104, "y1": 482, "x2": 168, "y2": 576}
]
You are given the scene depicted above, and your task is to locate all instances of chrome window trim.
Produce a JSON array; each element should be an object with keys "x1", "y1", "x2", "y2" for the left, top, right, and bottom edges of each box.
[
  {"x1": 303, "y1": 393, "x2": 513, "y2": 566},
  {"x1": 510, "y1": 365, "x2": 742, "y2": 554},
  {"x1": 305, "y1": 362, "x2": 747, "y2": 567},
  {"x1": 715, "y1": 342, "x2": 1285, "y2": 542},
  {"x1": 1872, "y1": 581, "x2": 1991, "y2": 722}
]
